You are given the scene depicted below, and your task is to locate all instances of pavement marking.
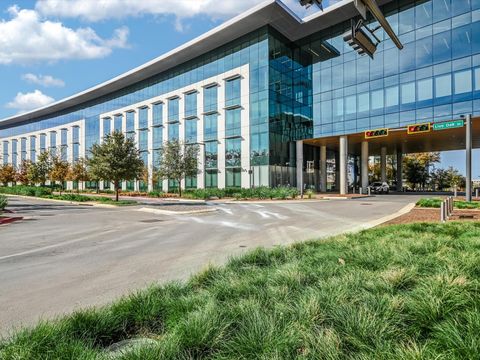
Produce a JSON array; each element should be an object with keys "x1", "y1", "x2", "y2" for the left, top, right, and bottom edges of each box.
[
  {"x1": 0, "y1": 229, "x2": 117, "y2": 262},
  {"x1": 137, "y1": 207, "x2": 217, "y2": 215},
  {"x1": 217, "y1": 207, "x2": 234, "y2": 215}
]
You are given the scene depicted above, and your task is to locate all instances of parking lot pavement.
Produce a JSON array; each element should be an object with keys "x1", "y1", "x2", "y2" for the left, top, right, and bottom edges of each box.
[{"x1": 0, "y1": 194, "x2": 419, "y2": 335}]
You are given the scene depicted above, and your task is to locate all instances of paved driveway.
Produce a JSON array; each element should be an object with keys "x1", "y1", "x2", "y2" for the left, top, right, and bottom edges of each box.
[{"x1": 0, "y1": 195, "x2": 418, "y2": 335}]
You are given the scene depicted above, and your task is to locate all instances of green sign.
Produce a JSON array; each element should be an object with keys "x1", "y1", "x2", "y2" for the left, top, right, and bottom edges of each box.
[{"x1": 433, "y1": 120, "x2": 464, "y2": 131}]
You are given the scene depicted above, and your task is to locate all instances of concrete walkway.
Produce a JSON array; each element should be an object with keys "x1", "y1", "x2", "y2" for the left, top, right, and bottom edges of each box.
[{"x1": 0, "y1": 194, "x2": 420, "y2": 336}]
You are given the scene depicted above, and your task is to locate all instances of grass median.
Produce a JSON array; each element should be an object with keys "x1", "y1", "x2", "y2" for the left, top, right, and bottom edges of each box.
[
  {"x1": 1, "y1": 222, "x2": 480, "y2": 359},
  {"x1": 417, "y1": 198, "x2": 480, "y2": 209}
]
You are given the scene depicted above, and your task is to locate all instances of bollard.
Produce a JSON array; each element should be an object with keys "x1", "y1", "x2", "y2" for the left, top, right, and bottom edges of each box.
[
  {"x1": 454, "y1": 187, "x2": 458, "y2": 198},
  {"x1": 368, "y1": 187, "x2": 371, "y2": 196},
  {"x1": 476, "y1": 188, "x2": 479, "y2": 199},
  {"x1": 359, "y1": 188, "x2": 363, "y2": 195},
  {"x1": 450, "y1": 196, "x2": 454, "y2": 214},
  {"x1": 445, "y1": 198, "x2": 449, "y2": 217},
  {"x1": 441, "y1": 201, "x2": 446, "y2": 223}
]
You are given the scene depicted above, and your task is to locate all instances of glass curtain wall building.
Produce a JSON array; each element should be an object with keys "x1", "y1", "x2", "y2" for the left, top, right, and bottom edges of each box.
[{"x1": 0, "y1": 0, "x2": 479, "y2": 190}]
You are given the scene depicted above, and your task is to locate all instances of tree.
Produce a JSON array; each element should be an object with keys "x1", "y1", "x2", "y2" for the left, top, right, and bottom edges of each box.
[
  {"x1": 28, "y1": 151, "x2": 51, "y2": 185},
  {"x1": 156, "y1": 140, "x2": 199, "y2": 197},
  {"x1": 0, "y1": 164, "x2": 16, "y2": 186},
  {"x1": 403, "y1": 152, "x2": 440, "y2": 190},
  {"x1": 49, "y1": 154, "x2": 70, "y2": 194},
  {"x1": 431, "y1": 168, "x2": 450, "y2": 191},
  {"x1": 68, "y1": 158, "x2": 90, "y2": 193},
  {"x1": 15, "y1": 160, "x2": 33, "y2": 185},
  {"x1": 88, "y1": 131, "x2": 144, "y2": 201}
]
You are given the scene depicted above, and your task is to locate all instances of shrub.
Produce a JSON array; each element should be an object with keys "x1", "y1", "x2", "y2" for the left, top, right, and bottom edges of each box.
[
  {"x1": 147, "y1": 191, "x2": 164, "y2": 198},
  {"x1": 305, "y1": 189, "x2": 314, "y2": 199},
  {"x1": 0, "y1": 185, "x2": 52, "y2": 197},
  {"x1": 0, "y1": 195, "x2": 7, "y2": 211}
]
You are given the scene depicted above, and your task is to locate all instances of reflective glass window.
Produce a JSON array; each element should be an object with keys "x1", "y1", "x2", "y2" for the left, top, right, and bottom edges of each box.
[
  {"x1": 417, "y1": 78, "x2": 433, "y2": 101},
  {"x1": 139, "y1": 107, "x2": 148, "y2": 129},
  {"x1": 225, "y1": 77, "x2": 241, "y2": 107},
  {"x1": 103, "y1": 118, "x2": 111, "y2": 138},
  {"x1": 205, "y1": 141, "x2": 218, "y2": 169},
  {"x1": 185, "y1": 92, "x2": 197, "y2": 118},
  {"x1": 114, "y1": 115, "x2": 123, "y2": 132},
  {"x1": 204, "y1": 85, "x2": 218, "y2": 113},
  {"x1": 371, "y1": 89, "x2": 384, "y2": 110},
  {"x1": 475, "y1": 68, "x2": 480, "y2": 90},
  {"x1": 358, "y1": 92, "x2": 370, "y2": 112},
  {"x1": 454, "y1": 70, "x2": 473, "y2": 93},
  {"x1": 205, "y1": 169, "x2": 218, "y2": 188},
  {"x1": 435, "y1": 74, "x2": 452, "y2": 97},
  {"x1": 168, "y1": 123, "x2": 179, "y2": 141},
  {"x1": 168, "y1": 97, "x2": 179, "y2": 121},
  {"x1": 433, "y1": 31, "x2": 452, "y2": 63},
  {"x1": 225, "y1": 138, "x2": 241, "y2": 167},
  {"x1": 152, "y1": 126, "x2": 163, "y2": 149},
  {"x1": 225, "y1": 168, "x2": 241, "y2": 188},
  {"x1": 385, "y1": 86, "x2": 399, "y2": 107},
  {"x1": 204, "y1": 113, "x2": 218, "y2": 141},
  {"x1": 152, "y1": 103, "x2": 163, "y2": 126},
  {"x1": 225, "y1": 108, "x2": 241, "y2": 137},
  {"x1": 401, "y1": 82, "x2": 416, "y2": 103},
  {"x1": 185, "y1": 120, "x2": 197, "y2": 143}
]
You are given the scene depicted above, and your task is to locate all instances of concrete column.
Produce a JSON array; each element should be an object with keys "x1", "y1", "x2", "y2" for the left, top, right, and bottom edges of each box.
[
  {"x1": 296, "y1": 140, "x2": 304, "y2": 194},
  {"x1": 396, "y1": 151, "x2": 403, "y2": 192},
  {"x1": 380, "y1": 146, "x2": 387, "y2": 183},
  {"x1": 339, "y1": 136, "x2": 348, "y2": 195},
  {"x1": 361, "y1": 141, "x2": 369, "y2": 192},
  {"x1": 334, "y1": 151, "x2": 340, "y2": 191},
  {"x1": 313, "y1": 147, "x2": 320, "y2": 192},
  {"x1": 466, "y1": 114, "x2": 472, "y2": 202},
  {"x1": 320, "y1": 145, "x2": 327, "y2": 193}
]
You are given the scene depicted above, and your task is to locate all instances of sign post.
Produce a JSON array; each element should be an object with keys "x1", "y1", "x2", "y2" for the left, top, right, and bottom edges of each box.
[{"x1": 466, "y1": 114, "x2": 472, "y2": 202}]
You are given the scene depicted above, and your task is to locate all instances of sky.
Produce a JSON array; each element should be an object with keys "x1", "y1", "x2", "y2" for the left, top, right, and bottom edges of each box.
[{"x1": 0, "y1": 0, "x2": 476, "y2": 176}]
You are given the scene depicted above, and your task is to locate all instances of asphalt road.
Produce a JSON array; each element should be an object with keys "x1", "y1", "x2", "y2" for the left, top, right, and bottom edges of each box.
[{"x1": 0, "y1": 195, "x2": 418, "y2": 336}]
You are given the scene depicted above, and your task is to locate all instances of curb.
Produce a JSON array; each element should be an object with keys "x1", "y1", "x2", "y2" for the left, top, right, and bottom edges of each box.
[
  {"x1": 3, "y1": 194, "x2": 135, "y2": 208},
  {"x1": 0, "y1": 216, "x2": 23, "y2": 225}
]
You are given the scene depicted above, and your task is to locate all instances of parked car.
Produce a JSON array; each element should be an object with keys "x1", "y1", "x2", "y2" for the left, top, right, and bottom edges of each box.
[{"x1": 368, "y1": 182, "x2": 390, "y2": 194}]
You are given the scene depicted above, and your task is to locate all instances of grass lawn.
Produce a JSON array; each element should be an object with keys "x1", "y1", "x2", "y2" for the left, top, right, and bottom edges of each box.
[
  {"x1": 1, "y1": 223, "x2": 480, "y2": 359},
  {"x1": 417, "y1": 198, "x2": 480, "y2": 209},
  {"x1": 44, "y1": 194, "x2": 137, "y2": 206}
]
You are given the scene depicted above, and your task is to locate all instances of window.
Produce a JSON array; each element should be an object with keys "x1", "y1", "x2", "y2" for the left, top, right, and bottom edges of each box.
[
  {"x1": 475, "y1": 68, "x2": 480, "y2": 90},
  {"x1": 204, "y1": 85, "x2": 218, "y2": 113},
  {"x1": 185, "y1": 176, "x2": 197, "y2": 190},
  {"x1": 60, "y1": 129, "x2": 68, "y2": 161},
  {"x1": 72, "y1": 126, "x2": 80, "y2": 144},
  {"x1": 225, "y1": 138, "x2": 241, "y2": 167},
  {"x1": 226, "y1": 168, "x2": 241, "y2": 188},
  {"x1": 345, "y1": 95, "x2": 356, "y2": 114},
  {"x1": 139, "y1": 107, "x2": 149, "y2": 129},
  {"x1": 204, "y1": 113, "x2": 218, "y2": 141},
  {"x1": 40, "y1": 133, "x2": 46, "y2": 152},
  {"x1": 139, "y1": 129, "x2": 148, "y2": 152},
  {"x1": 168, "y1": 97, "x2": 179, "y2": 121},
  {"x1": 205, "y1": 141, "x2": 218, "y2": 169},
  {"x1": 103, "y1": 118, "x2": 111, "y2": 138},
  {"x1": 152, "y1": 103, "x2": 163, "y2": 126},
  {"x1": 30, "y1": 136, "x2": 36, "y2": 162},
  {"x1": 225, "y1": 77, "x2": 241, "y2": 107},
  {"x1": 49, "y1": 131, "x2": 56, "y2": 155},
  {"x1": 385, "y1": 86, "x2": 399, "y2": 107},
  {"x1": 185, "y1": 119, "x2": 197, "y2": 143},
  {"x1": 11, "y1": 140, "x2": 17, "y2": 168},
  {"x1": 435, "y1": 74, "x2": 452, "y2": 97},
  {"x1": 205, "y1": 169, "x2": 218, "y2": 188},
  {"x1": 114, "y1": 115, "x2": 123, "y2": 132},
  {"x1": 417, "y1": 78, "x2": 433, "y2": 101},
  {"x1": 225, "y1": 108, "x2": 241, "y2": 137},
  {"x1": 185, "y1": 92, "x2": 197, "y2": 118},
  {"x1": 2, "y1": 141, "x2": 8, "y2": 165},
  {"x1": 168, "y1": 122, "x2": 179, "y2": 141},
  {"x1": 126, "y1": 111, "x2": 135, "y2": 140},
  {"x1": 152, "y1": 126, "x2": 163, "y2": 149},
  {"x1": 358, "y1": 92, "x2": 370, "y2": 112},
  {"x1": 454, "y1": 70, "x2": 472, "y2": 94},
  {"x1": 20, "y1": 138, "x2": 27, "y2": 162},
  {"x1": 371, "y1": 89, "x2": 384, "y2": 110},
  {"x1": 401, "y1": 82, "x2": 416, "y2": 104}
]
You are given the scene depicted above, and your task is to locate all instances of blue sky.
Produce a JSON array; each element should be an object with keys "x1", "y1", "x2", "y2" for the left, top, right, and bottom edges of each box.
[{"x1": 0, "y1": 0, "x2": 476, "y2": 176}]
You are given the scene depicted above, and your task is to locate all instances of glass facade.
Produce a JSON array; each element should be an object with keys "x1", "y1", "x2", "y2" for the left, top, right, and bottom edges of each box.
[
  {"x1": 126, "y1": 111, "x2": 135, "y2": 140},
  {"x1": 30, "y1": 136, "x2": 36, "y2": 162},
  {"x1": 1, "y1": 0, "x2": 478, "y2": 189}
]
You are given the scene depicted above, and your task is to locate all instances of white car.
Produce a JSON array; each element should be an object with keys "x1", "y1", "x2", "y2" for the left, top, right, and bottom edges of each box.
[{"x1": 368, "y1": 182, "x2": 390, "y2": 194}]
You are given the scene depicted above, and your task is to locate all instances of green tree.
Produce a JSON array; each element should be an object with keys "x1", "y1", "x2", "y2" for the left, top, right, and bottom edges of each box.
[
  {"x1": 156, "y1": 140, "x2": 199, "y2": 197},
  {"x1": 403, "y1": 152, "x2": 440, "y2": 190},
  {"x1": 431, "y1": 168, "x2": 450, "y2": 191},
  {"x1": 28, "y1": 151, "x2": 52, "y2": 185},
  {"x1": 88, "y1": 131, "x2": 144, "y2": 201},
  {"x1": 49, "y1": 154, "x2": 70, "y2": 194},
  {"x1": 0, "y1": 164, "x2": 16, "y2": 186},
  {"x1": 68, "y1": 158, "x2": 90, "y2": 193}
]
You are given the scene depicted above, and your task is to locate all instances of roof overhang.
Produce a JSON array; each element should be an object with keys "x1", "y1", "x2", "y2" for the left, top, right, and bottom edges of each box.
[{"x1": 0, "y1": 0, "x2": 394, "y2": 129}]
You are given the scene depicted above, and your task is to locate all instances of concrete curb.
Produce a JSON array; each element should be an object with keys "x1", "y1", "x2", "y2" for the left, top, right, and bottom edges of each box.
[
  {"x1": 3, "y1": 194, "x2": 136, "y2": 208},
  {"x1": 137, "y1": 207, "x2": 217, "y2": 215},
  {"x1": 361, "y1": 202, "x2": 417, "y2": 229},
  {"x1": 209, "y1": 199, "x2": 327, "y2": 204},
  {"x1": 0, "y1": 216, "x2": 23, "y2": 225}
]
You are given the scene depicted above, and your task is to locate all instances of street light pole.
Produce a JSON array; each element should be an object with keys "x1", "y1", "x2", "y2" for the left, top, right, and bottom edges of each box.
[{"x1": 465, "y1": 114, "x2": 472, "y2": 202}]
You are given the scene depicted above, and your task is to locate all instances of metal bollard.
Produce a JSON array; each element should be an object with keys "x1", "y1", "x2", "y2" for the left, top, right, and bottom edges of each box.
[
  {"x1": 368, "y1": 187, "x2": 371, "y2": 196},
  {"x1": 454, "y1": 187, "x2": 458, "y2": 198},
  {"x1": 450, "y1": 196, "x2": 454, "y2": 214},
  {"x1": 441, "y1": 201, "x2": 446, "y2": 222},
  {"x1": 359, "y1": 188, "x2": 363, "y2": 195},
  {"x1": 476, "y1": 188, "x2": 479, "y2": 199}
]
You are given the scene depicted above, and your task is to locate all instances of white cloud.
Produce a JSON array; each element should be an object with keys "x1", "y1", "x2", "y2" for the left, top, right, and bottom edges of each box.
[
  {"x1": 6, "y1": 89, "x2": 55, "y2": 113},
  {"x1": 22, "y1": 73, "x2": 65, "y2": 87},
  {"x1": 0, "y1": 6, "x2": 129, "y2": 64},
  {"x1": 35, "y1": 0, "x2": 264, "y2": 21}
]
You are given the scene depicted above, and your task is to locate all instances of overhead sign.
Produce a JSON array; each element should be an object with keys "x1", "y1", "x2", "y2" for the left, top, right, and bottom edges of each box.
[
  {"x1": 407, "y1": 123, "x2": 431, "y2": 135},
  {"x1": 433, "y1": 120, "x2": 464, "y2": 131},
  {"x1": 365, "y1": 128, "x2": 388, "y2": 139}
]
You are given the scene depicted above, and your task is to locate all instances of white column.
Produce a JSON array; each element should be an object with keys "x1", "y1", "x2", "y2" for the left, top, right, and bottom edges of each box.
[
  {"x1": 396, "y1": 151, "x2": 403, "y2": 191},
  {"x1": 147, "y1": 106, "x2": 154, "y2": 192},
  {"x1": 217, "y1": 84, "x2": 226, "y2": 189},
  {"x1": 240, "y1": 70, "x2": 250, "y2": 189},
  {"x1": 380, "y1": 146, "x2": 387, "y2": 183},
  {"x1": 296, "y1": 140, "x2": 303, "y2": 193},
  {"x1": 339, "y1": 135, "x2": 348, "y2": 195},
  {"x1": 162, "y1": 101, "x2": 169, "y2": 192},
  {"x1": 320, "y1": 145, "x2": 327, "y2": 193},
  {"x1": 361, "y1": 141, "x2": 369, "y2": 192},
  {"x1": 197, "y1": 89, "x2": 205, "y2": 189}
]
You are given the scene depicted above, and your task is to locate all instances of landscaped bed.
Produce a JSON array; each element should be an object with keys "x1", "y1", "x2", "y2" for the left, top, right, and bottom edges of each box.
[
  {"x1": 0, "y1": 186, "x2": 137, "y2": 206},
  {"x1": 1, "y1": 222, "x2": 479, "y2": 359}
]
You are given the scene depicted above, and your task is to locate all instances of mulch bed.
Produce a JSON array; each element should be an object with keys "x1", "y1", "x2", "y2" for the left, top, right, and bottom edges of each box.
[{"x1": 383, "y1": 207, "x2": 480, "y2": 225}]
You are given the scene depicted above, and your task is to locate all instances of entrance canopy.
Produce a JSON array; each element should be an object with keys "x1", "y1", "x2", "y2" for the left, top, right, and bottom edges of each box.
[{"x1": 304, "y1": 116, "x2": 480, "y2": 155}]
